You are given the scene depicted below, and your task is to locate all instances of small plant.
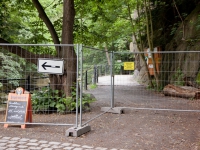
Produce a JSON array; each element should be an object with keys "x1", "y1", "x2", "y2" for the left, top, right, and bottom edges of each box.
[
  {"x1": 81, "y1": 93, "x2": 96, "y2": 111},
  {"x1": 196, "y1": 72, "x2": 200, "y2": 85},
  {"x1": 172, "y1": 68, "x2": 184, "y2": 86},
  {"x1": 89, "y1": 84, "x2": 97, "y2": 89},
  {"x1": 31, "y1": 87, "x2": 62, "y2": 113},
  {"x1": 147, "y1": 79, "x2": 162, "y2": 92},
  {"x1": 31, "y1": 86, "x2": 95, "y2": 114},
  {"x1": 67, "y1": 86, "x2": 96, "y2": 111}
]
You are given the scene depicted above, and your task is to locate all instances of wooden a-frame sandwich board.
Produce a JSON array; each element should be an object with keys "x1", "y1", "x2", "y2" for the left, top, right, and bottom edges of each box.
[{"x1": 4, "y1": 87, "x2": 32, "y2": 129}]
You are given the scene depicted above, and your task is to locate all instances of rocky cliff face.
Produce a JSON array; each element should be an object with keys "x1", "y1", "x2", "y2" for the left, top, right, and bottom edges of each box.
[
  {"x1": 163, "y1": 4, "x2": 200, "y2": 83},
  {"x1": 134, "y1": 3, "x2": 200, "y2": 87}
]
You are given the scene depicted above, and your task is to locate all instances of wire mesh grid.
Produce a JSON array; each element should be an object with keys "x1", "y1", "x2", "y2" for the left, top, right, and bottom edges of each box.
[
  {"x1": 112, "y1": 50, "x2": 200, "y2": 112},
  {"x1": 1, "y1": 43, "x2": 200, "y2": 128},
  {"x1": 0, "y1": 44, "x2": 78, "y2": 126},
  {"x1": 80, "y1": 46, "x2": 112, "y2": 126}
]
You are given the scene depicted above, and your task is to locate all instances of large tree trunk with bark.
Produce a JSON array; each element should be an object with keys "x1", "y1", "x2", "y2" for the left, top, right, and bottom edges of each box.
[
  {"x1": 56, "y1": 0, "x2": 76, "y2": 96},
  {"x1": 32, "y1": 0, "x2": 77, "y2": 96}
]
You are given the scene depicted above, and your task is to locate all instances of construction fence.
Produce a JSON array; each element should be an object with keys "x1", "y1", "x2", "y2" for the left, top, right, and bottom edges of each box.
[
  {"x1": 0, "y1": 44, "x2": 78, "y2": 129},
  {"x1": 1, "y1": 43, "x2": 200, "y2": 136}
]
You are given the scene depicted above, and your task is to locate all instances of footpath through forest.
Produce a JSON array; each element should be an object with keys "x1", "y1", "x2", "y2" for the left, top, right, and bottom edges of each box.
[{"x1": 84, "y1": 75, "x2": 200, "y2": 150}]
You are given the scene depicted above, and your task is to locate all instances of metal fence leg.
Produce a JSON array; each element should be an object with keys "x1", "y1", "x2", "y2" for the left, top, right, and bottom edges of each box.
[
  {"x1": 26, "y1": 75, "x2": 30, "y2": 92},
  {"x1": 66, "y1": 44, "x2": 91, "y2": 137},
  {"x1": 96, "y1": 67, "x2": 98, "y2": 83},
  {"x1": 85, "y1": 71, "x2": 87, "y2": 90}
]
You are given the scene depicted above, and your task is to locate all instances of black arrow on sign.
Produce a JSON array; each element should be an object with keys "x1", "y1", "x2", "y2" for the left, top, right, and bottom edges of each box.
[{"x1": 42, "y1": 62, "x2": 60, "y2": 70}]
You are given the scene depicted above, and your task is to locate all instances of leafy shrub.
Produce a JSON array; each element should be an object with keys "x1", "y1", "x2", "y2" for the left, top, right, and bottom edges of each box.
[
  {"x1": 0, "y1": 51, "x2": 37, "y2": 90},
  {"x1": 114, "y1": 62, "x2": 123, "y2": 74},
  {"x1": 31, "y1": 87, "x2": 60, "y2": 113},
  {"x1": 31, "y1": 87, "x2": 95, "y2": 114},
  {"x1": 0, "y1": 52, "x2": 24, "y2": 88}
]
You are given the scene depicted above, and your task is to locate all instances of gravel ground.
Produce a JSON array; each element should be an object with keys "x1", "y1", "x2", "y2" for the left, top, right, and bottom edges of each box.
[{"x1": 1, "y1": 75, "x2": 200, "y2": 150}]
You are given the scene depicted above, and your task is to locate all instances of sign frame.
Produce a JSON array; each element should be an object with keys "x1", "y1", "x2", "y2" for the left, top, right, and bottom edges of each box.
[
  {"x1": 4, "y1": 87, "x2": 32, "y2": 129},
  {"x1": 37, "y1": 58, "x2": 64, "y2": 75}
]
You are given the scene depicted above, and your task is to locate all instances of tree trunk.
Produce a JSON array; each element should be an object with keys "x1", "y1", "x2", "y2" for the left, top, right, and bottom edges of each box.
[
  {"x1": 32, "y1": 0, "x2": 77, "y2": 96},
  {"x1": 60, "y1": 0, "x2": 77, "y2": 96},
  {"x1": 127, "y1": 0, "x2": 153, "y2": 87},
  {"x1": 144, "y1": 0, "x2": 159, "y2": 88},
  {"x1": 105, "y1": 44, "x2": 111, "y2": 66}
]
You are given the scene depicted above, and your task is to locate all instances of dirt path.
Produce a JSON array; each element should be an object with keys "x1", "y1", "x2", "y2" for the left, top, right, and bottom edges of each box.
[
  {"x1": 97, "y1": 75, "x2": 140, "y2": 86},
  {"x1": 82, "y1": 75, "x2": 200, "y2": 150},
  {"x1": 81, "y1": 85, "x2": 200, "y2": 150}
]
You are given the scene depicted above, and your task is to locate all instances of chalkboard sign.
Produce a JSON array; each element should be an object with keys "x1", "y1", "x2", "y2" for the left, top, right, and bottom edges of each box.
[
  {"x1": 4, "y1": 87, "x2": 32, "y2": 129},
  {"x1": 6, "y1": 101, "x2": 27, "y2": 123}
]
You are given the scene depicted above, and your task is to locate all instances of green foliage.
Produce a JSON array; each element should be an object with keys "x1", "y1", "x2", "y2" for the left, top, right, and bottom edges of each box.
[
  {"x1": 172, "y1": 68, "x2": 184, "y2": 86},
  {"x1": 147, "y1": 78, "x2": 163, "y2": 92},
  {"x1": 169, "y1": 22, "x2": 180, "y2": 35},
  {"x1": 114, "y1": 62, "x2": 123, "y2": 74},
  {"x1": 196, "y1": 72, "x2": 200, "y2": 85},
  {"x1": 31, "y1": 87, "x2": 59, "y2": 113},
  {"x1": 0, "y1": 0, "x2": 62, "y2": 45},
  {"x1": 196, "y1": 15, "x2": 200, "y2": 31},
  {"x1": 0, "y1": 52, "x2": 24, "y2": 87},
  {"x1": 0, "y1": 50, "x2": 37, "y2": 89},
  {"x1": 31, "y1": 87, "x2": 95, "y2": 114},
  {"x1": 67, "y1": 86, "x2": 96, "y2": 111},
  {"x1": 32, "y1": 87, "x2": 72, "y2": 113},
  {"x1": 89, "y1": 84, "x2": 97, "y2": 89},
  {"x1": 74, "y1": 0, "x2": 133, "y2": 49}
]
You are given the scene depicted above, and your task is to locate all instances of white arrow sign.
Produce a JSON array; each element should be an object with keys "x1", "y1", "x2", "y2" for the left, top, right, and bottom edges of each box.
[{"x1": 38, "y1": 59, "x2": 64, "y2": 75}]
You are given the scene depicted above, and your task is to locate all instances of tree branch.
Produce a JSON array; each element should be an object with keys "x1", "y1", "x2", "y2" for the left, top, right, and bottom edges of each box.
[
  {"x1": 173, "y1": 0, "x2": 185, "y2": 40},
  {"x1": 32, "y1": 0, "x2": 60, "y2": 45},
  {"x1": 0, "y1": 38, "x2": 53, "y2": 64}
]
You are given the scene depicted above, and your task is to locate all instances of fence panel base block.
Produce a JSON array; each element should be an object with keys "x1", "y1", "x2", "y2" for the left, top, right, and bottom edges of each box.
[
  {"x1": 101, "y1": 107, "x2": 124, "y2": 114},
  {"x1": 66, "y1": 124, "x2": 91, "y2": 137}
]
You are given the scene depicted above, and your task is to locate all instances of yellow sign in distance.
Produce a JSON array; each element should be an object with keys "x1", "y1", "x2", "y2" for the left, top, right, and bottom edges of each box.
[{"x1": 124, "y1": 62, "x2": 134, "y2": 70}]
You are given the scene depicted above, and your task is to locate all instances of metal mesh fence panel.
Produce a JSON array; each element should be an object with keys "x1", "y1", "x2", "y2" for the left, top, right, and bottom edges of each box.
[
  {"x1": 82, "y1": 47, "x2": 111, "y2": 88},
  {"x1": 112, "y1": 50, "x2": 200, "y2": 112},
  {"x1": 80, "y1": 46, "x2": 112, "y2": 126},
  {"x1": 2, "y1": 43, "x2": 200, "y2": 132},
  {"x1": 0, "y1": 44, "x2": 79, "y2": 126}
]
